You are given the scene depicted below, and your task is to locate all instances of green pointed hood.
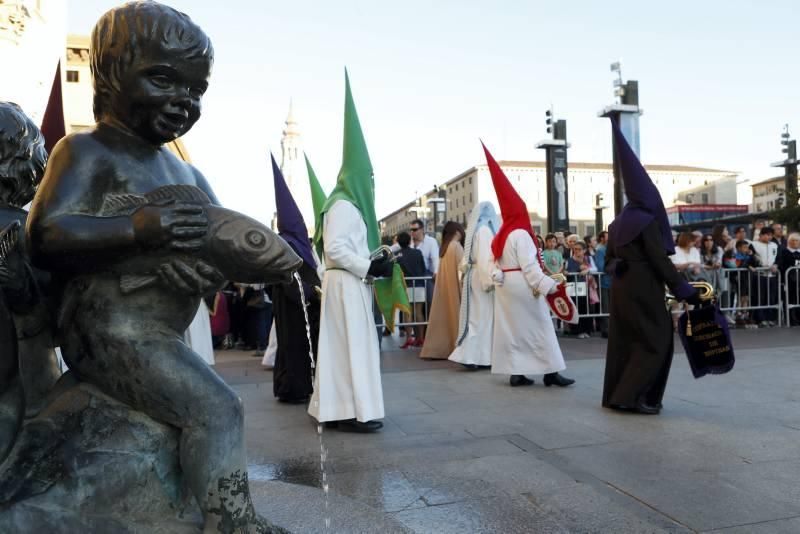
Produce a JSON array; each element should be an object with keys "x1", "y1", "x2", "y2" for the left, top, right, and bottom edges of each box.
[
  {"x1": 314, "y1": 70, "x2": 379, "y2": 257},
  {"x1": 305, "y1": 153, "x2": 328, "y2": 237}
]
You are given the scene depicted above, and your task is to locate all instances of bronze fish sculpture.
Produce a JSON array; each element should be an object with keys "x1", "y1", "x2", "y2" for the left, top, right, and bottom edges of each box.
[{"x1": 100, "y1": 184, "x2": 302, "y2": 294}]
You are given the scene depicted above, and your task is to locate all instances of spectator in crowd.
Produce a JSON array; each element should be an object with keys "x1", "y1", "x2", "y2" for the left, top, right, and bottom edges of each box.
[
  {"x1": 724, "y1": 239, "x2": 757, "y2": 326},
  {"x1": 710, "y1": 224, "x2": 734, "y2": 314},
  {"x1": 753, "y1": 220, "x2": 768, "y2": 240},
  {"x1": 408, "y1": 218, "x2": 440, "y2": 309},
  {"x1": 542, "y1": 233, "x2": 565, "y2": 276},
  {"x1": 421, "y1": 221, "x2": 465, "y2": 359},
  {"x1": 241, "y1": 284, "x2": 272, "y2": 357},
  {"x1": 563, "y1": 234, "x2": 579, "y2": 262},
  {"x1": 594, "y1": 231, "x2": 611, "y2": 338},
  {"x1": 395, "y1": 231, "x2": 427, "y2": 347},
  {"x1": 554, "y1": 231, "x2": 567, "y2": 258},
  {"x1": 584, "y1": 234, "x2": 597, "y2": 257},
  {"x1": 207, "y1": 292, "x2": 230, "y2": 349},
  {"x1": 750, "y1": 226, "x2": 779, "y2": 327},
  {"x1": 712, "y1": 224, "x2": 733, "y2": 252},
  {"x1": 566, "y1": 242, "x2": 599, "y2": 339},
  {"x1": 734, "y1": 225, "x2": 750, "y2": 245},
  {"x1": 700, "y1": 233, "x2": 723, "y2": 294},
  {"x1": 671, "y1": 232, "x2": 704, "y2": 281},
  {"x1": 408, "y1": 218, "x2": 440, "y2": 278},
  {"x1": 691, "y1": 230, "x2": 703, "y2": 250},
  {"x1": 772, "y1": 223, "x2": 787, "y2": 249},
  {"x1": 779, "y1": 232, "x2": 800, "y2": 326}
]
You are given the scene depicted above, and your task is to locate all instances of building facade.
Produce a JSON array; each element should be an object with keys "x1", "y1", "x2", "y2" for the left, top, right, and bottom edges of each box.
[
  {"x1": 675, "y1": 175, "x2": 738, "y2": 206},
  {"x1": 751, "y1": 176, "x2": 785, "y2": 213},
  {"x1": 380, "y1": 160, "x2": 737, "y2": 239}
]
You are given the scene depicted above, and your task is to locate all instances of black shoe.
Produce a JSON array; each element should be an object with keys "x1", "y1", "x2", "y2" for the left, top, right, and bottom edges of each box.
[
  {"x1": 477, "y1": 365, "x2": 492, "y2": 370},
  {"x1": 462, "y1": 364, "x2": 479, "y2": 371},
  {"x1": 543, "y1": 373, "x2": 575, "y2": 387},
  {"x1": 634, "y1": 401, "x2": 661, "y2": 415},
  {"x1": 509, "y1": 375, "x2": 534, "y2": 387},
  {"x1": 336, "y1": 419, "x2": 383, "y2": 433},
  {"x1": 279, "y1": 396, "x2": 309, "y2": 405}
]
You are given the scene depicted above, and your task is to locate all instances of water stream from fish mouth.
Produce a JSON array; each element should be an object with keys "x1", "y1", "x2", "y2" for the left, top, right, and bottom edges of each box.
[{"x1": 294, "y1": 272, "x2": 330, "y2": 531}]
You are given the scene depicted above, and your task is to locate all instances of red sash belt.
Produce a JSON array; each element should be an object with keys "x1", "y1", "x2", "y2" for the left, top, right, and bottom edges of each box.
[{"x1": 501, "y1": 267, "x2": 522, "y2": 273}]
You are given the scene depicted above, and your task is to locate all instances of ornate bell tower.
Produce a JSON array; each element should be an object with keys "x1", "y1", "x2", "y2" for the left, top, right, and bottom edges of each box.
[{"x1": 279, "y1": 100, "x2": 313, "y2": 235}]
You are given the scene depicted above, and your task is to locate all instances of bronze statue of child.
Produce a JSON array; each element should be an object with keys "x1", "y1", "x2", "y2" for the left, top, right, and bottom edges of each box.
[
  {"x1": 0, "y1": 101, "x2": 60, "y2": 460},
  {"x1": 27, "y1": 3, "x2": 285, "y2": 532}
]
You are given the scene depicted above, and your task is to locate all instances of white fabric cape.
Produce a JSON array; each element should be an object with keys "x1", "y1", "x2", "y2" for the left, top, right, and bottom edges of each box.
[
  {"x1": 491, "y1": 229, "x2": 565, "y2": 375},
  {"x1": 184, "y1": 299, "x2": 214, "y2": 365},
  {"x1": 261, "y1": 319, "x2": 277, "y2": 368},
  {"x1": 308, "y1": 200, "x2": 384, "y2": 422},
  {"x1": 448, "y1": 225, "x2": 495, "y2": 366}
]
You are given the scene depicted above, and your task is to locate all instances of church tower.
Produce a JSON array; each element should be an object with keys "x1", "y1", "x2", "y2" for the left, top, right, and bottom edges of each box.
[{"x1": 279, "y1": 101, "x2": 314, "y2": 236}]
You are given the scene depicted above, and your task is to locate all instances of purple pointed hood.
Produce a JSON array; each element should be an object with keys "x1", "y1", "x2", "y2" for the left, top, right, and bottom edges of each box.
[
  {"x1": 272, "y1": 153, "x2": 317, "y2": 269},
  {"x1": 608, "y1": 117, "x2": 675, "y2": 254}
]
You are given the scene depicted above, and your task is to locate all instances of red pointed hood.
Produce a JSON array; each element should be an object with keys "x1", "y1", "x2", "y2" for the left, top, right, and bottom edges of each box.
[{"x1": 482, "y1": 142, "x2": 533, "y2": 259}]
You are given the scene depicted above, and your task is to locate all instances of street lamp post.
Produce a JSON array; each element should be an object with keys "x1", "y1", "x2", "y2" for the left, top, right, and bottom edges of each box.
[
  {"x1": 536, "y1": 107, "x2": 570, "y2": 233},
  {"x1": 598, "y1": 60, "x2": 643, "y2": 216}
]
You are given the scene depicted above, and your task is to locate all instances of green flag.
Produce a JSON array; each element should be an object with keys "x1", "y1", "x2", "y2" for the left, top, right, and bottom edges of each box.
[
  {"x1": 374, "y1": 264, "x2": 411, "y2": 331},
  {"x1": 314, "y1": 70, "x2": 408, "y2": 327},
  {"x1": 304, "y1": 154, "x2": 327, "y2": 239}
]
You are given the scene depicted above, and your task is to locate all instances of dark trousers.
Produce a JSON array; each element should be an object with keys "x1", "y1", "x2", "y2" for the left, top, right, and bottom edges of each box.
[
  {"x1": 752, "y1": 274, "x2": 777, "y2": 323},
  {"x1": 244, "y1": 304, "x2": 272, "y2": 350}
]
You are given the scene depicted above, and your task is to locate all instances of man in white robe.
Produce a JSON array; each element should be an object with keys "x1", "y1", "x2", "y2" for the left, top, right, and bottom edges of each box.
[
  {"x1": 308, "y1": 200, "x2": 386, "y2": 431},
  {"x1": 307, "y1": 72, "x2": 389, "y2": 432},
  {"x1": 449, "y1": 202, "x2": 499, "y2": 368},
  {"x1": 481, "y1": 142, "x2": 574, "y2": 388}
]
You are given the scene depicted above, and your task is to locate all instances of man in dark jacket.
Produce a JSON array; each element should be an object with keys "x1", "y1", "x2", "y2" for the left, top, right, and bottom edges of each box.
[{"x1": 395, "y1": 231, "x2": 427, "y2": 347}]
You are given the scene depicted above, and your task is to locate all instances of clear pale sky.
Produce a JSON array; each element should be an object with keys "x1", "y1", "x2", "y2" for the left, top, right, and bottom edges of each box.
[{"x1": 68, "y1": 0, "x2": 800, "y2": 224}]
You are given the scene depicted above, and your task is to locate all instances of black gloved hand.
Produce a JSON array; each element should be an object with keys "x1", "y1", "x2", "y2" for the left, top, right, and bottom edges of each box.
[
  {"x1": 685, "y1": 290, "x2": 702, "y2": 306},
  {"x1": 368, "y1": 257, "x2": 393, "y2": 278}
]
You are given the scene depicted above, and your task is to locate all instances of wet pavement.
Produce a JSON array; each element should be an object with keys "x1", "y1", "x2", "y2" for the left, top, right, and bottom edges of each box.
[{"x1": 217, "y1": 328, "x2": 800, "y2": 533}]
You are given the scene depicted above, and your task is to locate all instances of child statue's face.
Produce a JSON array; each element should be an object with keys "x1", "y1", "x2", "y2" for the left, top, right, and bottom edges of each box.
[{"x1": 113, "y1": 45, "x2": 211, "y2": 145}]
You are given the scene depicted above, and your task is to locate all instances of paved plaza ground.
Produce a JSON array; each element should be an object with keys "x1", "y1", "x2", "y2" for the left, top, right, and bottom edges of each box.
[{"x1": 217, "y1": 329, "x2": 800, "y2": 533}]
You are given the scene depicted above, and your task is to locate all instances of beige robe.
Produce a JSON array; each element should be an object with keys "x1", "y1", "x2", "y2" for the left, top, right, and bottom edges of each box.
[{"x1": 420, "y1": 241, "x2": 464, "y2": 359}]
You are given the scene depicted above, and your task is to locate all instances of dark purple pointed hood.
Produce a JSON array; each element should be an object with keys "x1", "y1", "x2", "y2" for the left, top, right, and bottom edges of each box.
[
  {"x1": 272, "y1": 153, "x2": 317, "y2": 269},
  {"x1": 608, "y1": 117, "x2": 675, "y2": 254}
]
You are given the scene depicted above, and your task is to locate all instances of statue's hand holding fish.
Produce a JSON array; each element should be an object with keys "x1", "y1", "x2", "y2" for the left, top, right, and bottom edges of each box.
[{"x1": 104, "y1": 185, "x2": 302, "y2": 294}]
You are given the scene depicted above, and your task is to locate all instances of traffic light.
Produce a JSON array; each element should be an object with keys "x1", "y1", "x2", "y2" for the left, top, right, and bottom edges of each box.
[
  {"x1": 781, "y1": 129, "x2": 790, "y2": 154},
  {"x1": 545, "y1": 109, "x2": 553, "y2": 135}
]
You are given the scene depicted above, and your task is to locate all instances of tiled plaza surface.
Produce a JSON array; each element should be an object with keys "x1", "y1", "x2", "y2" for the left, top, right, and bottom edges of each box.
[{"x1": 217, "y1": 329, "x2": 800, "y2": 533}]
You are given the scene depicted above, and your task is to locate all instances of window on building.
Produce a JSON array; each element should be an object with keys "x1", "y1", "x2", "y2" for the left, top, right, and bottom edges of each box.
[
  {"x1": 569, "y1": 225, "x2": 577, "y2": 235},
  {"x1": 469, "y1": 177, "x2": 472, "y2": 185},
  {"x1": 701, "y1": 193, "x2": 709, "y2": 204},
  {"x1": 66, "y1": 70, "x2": 79, "y2": 82},
  {"x1": 532, "y1": 225, "x2": 542, "y2": 235},
  {"x1": 455, "y1": 198, "x2": 459, "y2": 208},
  {"x1": 469, "y1": 193, "x2": 472, "y2": 203},
  {"x1": 586, "y1": 225, "x2": 595, "y2": 237}
]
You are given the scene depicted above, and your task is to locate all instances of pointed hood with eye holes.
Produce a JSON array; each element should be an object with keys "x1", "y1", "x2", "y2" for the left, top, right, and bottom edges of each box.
[
  {"x1": 608, "y1": 117, "x2": 675, "y2": 254},
  {"x1": 272, "y1": 152, "x2": 317, "y2": 269},
  {"x1": 482, "y1": 142, "x2": 534, "y2": 260}
]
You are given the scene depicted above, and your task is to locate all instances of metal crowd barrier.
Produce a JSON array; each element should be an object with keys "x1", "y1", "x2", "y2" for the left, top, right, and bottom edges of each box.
[
  {"x1": 373, "y1": 267, "x2": 797, "y2": 342},
  {"x1": 373, "y1": 275, "x2": 434, "y2": 336},
  {"x1": 785, "y1": 265, "x2": 800, "y2": 327},
  {"x1": 716, "y1": 267, "x2": 783, "y2": 327}
]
